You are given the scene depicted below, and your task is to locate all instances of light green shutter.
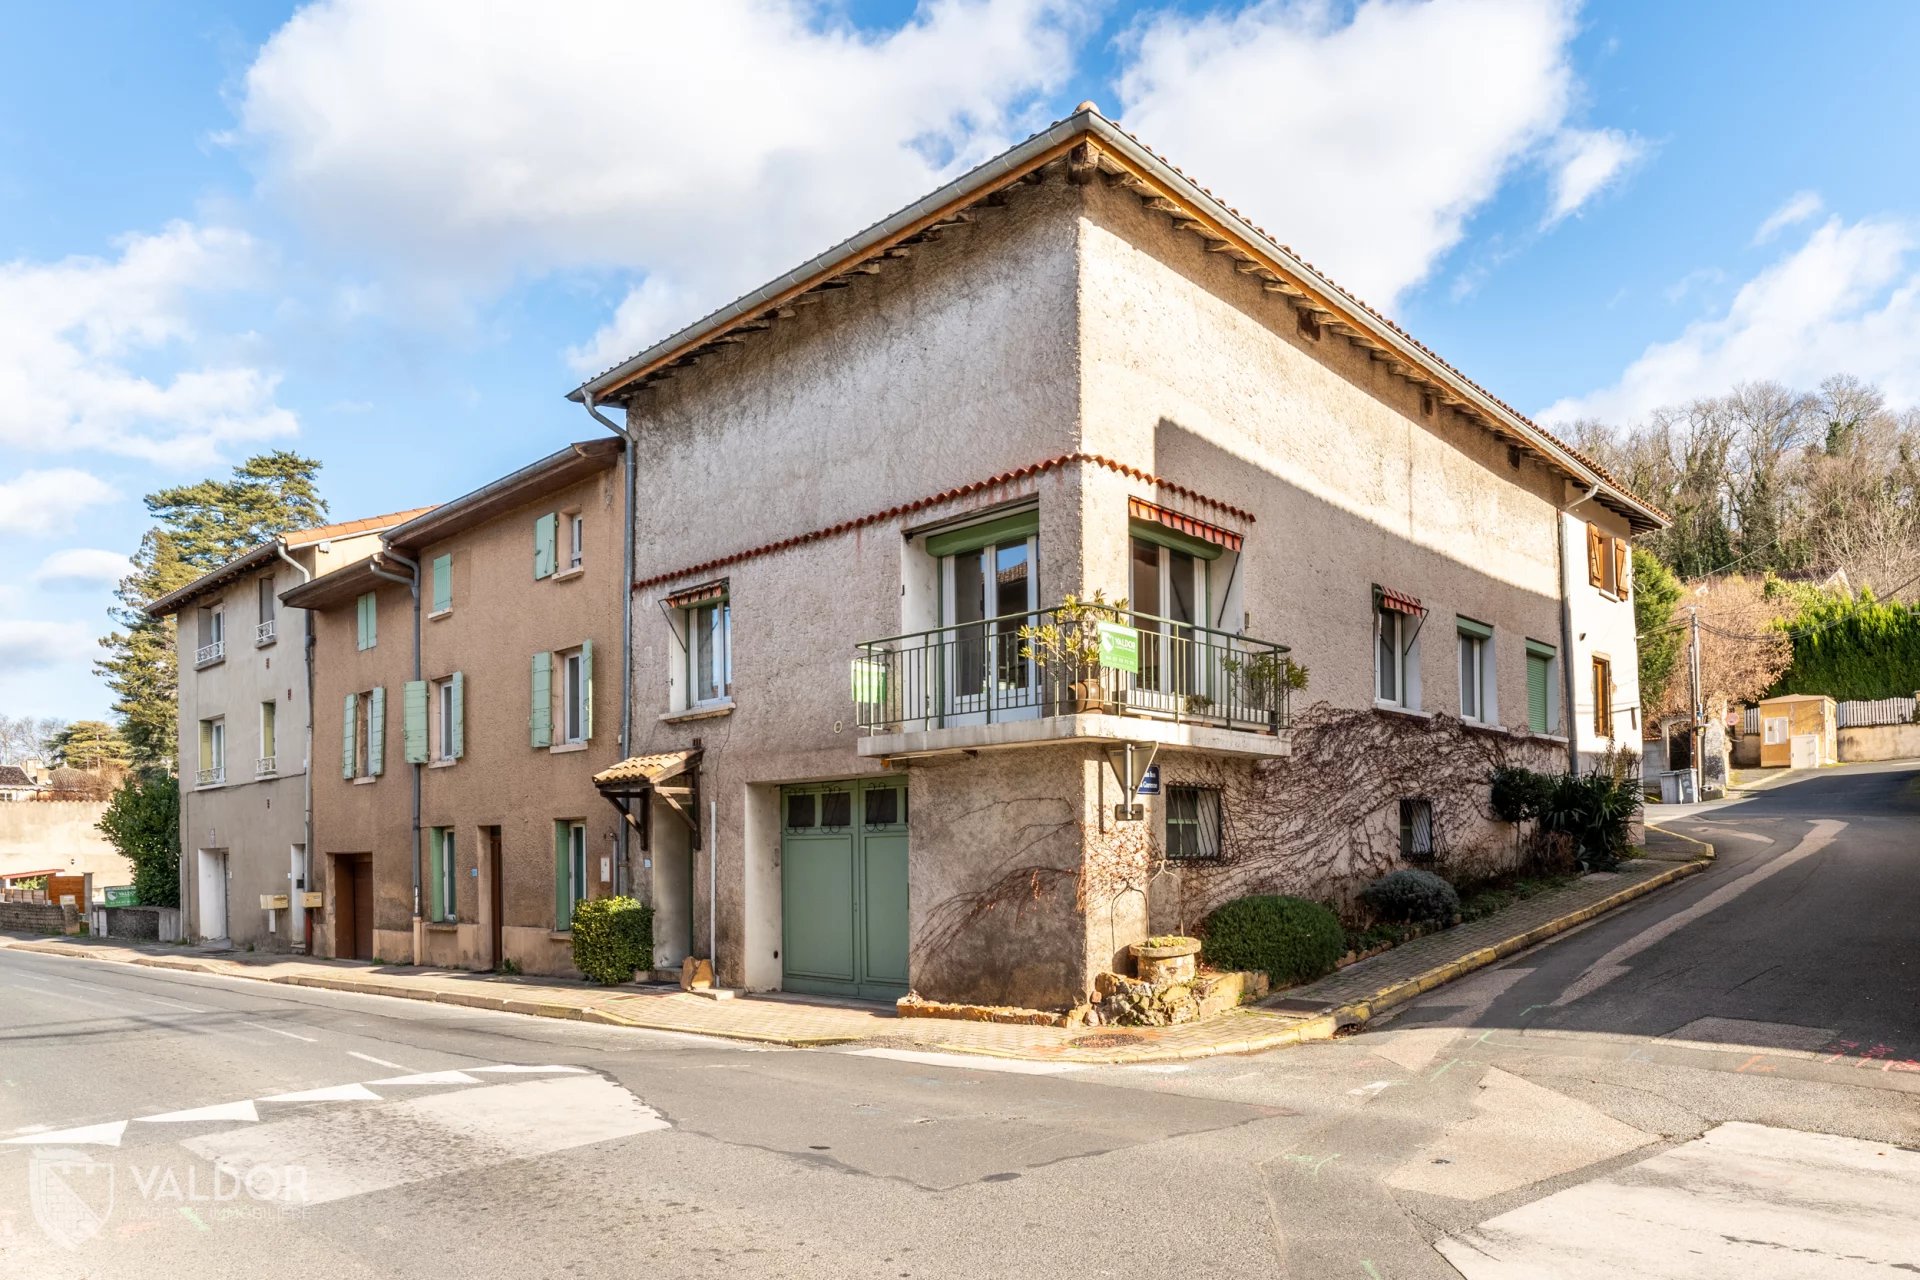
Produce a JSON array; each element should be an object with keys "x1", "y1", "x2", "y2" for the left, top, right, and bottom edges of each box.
[
  {"x1": 367, "y1": 686, "x2": 386, "y2": 775},
  {"x1": 534, "y1": 514, "x2": 557, "y2": 579},
  {"x1": 924, "y1": 510, "x2": 1040, "y2": 559},
  {"x1": 1456, "y1": 616, "x2": 1493, "y2": 640},
  {"x1": 1526, "y1": 640, "x2": 1556, "y2": 734},
  {"x1": 429, "y1": 828, "x2": 445, "y2": 922},
  {"x1": 402, "y1": 680, "x2": 428, "y2": 764},
  {"x1": 342, "y1": 693, "x2": 357, "y2": 779},
  {"x1": 530, "y1": 652, "x2": 552, "y2": 748},
  {"x1": 580, "y1": 640, "x2": 593, "y2": 740},
  {"x1": 355, "y1": 592, "x2": 374, "y2": 650},
  {"x1": 450, "y1": 672, "x2": 465, "y2": 759},
  {"x1": 431, "y1": 554, "x2": 452, "y2": 613},
  {"x1": 554, "y1": 821, "x2": 571, "y2": 931}
]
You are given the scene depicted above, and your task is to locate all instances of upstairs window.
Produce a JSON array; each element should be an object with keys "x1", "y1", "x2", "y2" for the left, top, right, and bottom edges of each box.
[
  {"x1": 1592, "y1": 656, "x2": 1614, "y2": 739},
  {"x1": 1374, "y1": 589, "x2": 1423, "y2": 710},
  {"x1": 1456, "y1": 617, "x2": 1495, "y2": 723},
  {"x1": 257, "y1": 576, "x2": 276, "y2": 645},
  {"x1": 1586, "y1": 524, "x2": 1629, "y2": 599},
  {"x1": 356, "y1": 592, "x2": 378, "y2": 650},
  {"x1": 568, "y1": 513, "x2": 585, "y2": 571},
  {"x1": 1526, "y1": 640, "x2": 1558, "y2": 735}
]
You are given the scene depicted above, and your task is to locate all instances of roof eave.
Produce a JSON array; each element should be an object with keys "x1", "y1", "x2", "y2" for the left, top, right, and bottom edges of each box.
[
  {"x1": 380, "y1": 439, "x2": 622, "y2": 555},
  {"x1": 144, "y1": 541, "x2": 283, "y2": 618}
]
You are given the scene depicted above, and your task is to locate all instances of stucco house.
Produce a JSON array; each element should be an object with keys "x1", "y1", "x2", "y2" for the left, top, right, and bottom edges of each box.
[
  {"x1": 567, "y1": 105, "x2": 1664, "y2": 1012},
  {"x1": 148, "y1": 510, "x2": 430, "y2": 948},
  {"x1": 284, "y1": 439, "x2": 628, "y2": 973}
]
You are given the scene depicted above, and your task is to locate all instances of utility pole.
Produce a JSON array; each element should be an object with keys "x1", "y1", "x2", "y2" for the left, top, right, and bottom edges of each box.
[{"x1": 1688, "y1": 606, "x2": 1705, "y2": 800}]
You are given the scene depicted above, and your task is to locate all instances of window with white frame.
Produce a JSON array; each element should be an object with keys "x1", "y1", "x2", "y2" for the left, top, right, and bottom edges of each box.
[
  {"x1": 257, "y1": 576, "x2": 276, "y2": 644},
  {"x1": 258, "y1": 700, "x2": 277, "y2": 774},
  {"x1": 558, "y1": 820, "x2": 589, "y2": 927},
  {"x1": 437, "y1": 827, "x2": 457, "y2": 922},
  {"x1": 198, "y1": 718, "x2": 225, "y2": 785},
  {"x1": 435, "y1": 678, "x2": 455, "y2": 761},
  {"x1": 1456, "y1": 618, "x2": 1495, "y2": 723},
  {"x1": 562, "y1": 648, "x2": 588, "y2": 744},
  {"x1": 688, "y1": 599, "x2": 731, "y2": 705},
  {"x1": 197, "y1": 604, "x2": 226, "y2": 665},
  {"x1": 568, "y1": 513, "x2": 585, "y2": 571},
  {"x1": 1374, "y1": 594, "x2": 1421, "y2": 709}
]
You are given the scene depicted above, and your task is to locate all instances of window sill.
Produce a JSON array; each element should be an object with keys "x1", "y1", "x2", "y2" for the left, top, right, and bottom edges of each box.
[
  {"x1": 428, "y1": 758, "x2": 458, "y2": 769},
  {"x1": 425, "y1": 921, "x2": 459, "y2": 933},
  {"x1": 548, "y1": 929, "x2": 572, "y2": 940},
  {"x1": 1373, "y1": 701, "x2": 1428, "y2": 720},
  {"x1": 353, "y1": 775, "x2": 379, "y2": 786},
  {"x1": 549, "y1": 741, "x2": 590, "y2": 755},
  {"x1": 194, "y1": 657, "x2": 225, "y2": 671},
  {"x1": 551, "y1": 566, "x2": 585, "y2": 583},
  {"x1": 661, "y1": 700, "x2": 735, "y2": 724},
  {"x1": 254, "y1": 636, "x2": 277, "y2": 649},
  {"x1": 427, "y1": 608, "x2": 453, "y2": 622}
]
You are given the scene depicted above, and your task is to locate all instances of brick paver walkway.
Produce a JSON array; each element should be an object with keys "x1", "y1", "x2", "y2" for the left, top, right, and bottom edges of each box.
[{"x1": 5, "y1": 830, "x2": 1707, "y2": 1064}]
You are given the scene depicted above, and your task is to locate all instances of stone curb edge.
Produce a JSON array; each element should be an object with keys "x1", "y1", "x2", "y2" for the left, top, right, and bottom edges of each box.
[{"x1": 1316, "y1": 849, "x2": 1715, "y2": 1035}]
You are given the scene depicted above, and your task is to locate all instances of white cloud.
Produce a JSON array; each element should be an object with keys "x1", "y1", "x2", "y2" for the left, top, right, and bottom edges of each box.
[
  {"x1": 1544, "y1": 127, "x2": 1644, "y2": 226},
  {"x1": 0, "y1": 222, "x2": 299, "y2": 465},
  {"x1": 1752, "y1": 189, "x2": 1824, "y2": 245},
  {"x1": 32, "y1": 548, "x2": 132, "y2": 589},
  {"x1": 233, "y1": 0, "x2": 1083, "y2": 370},
  {"x1": 0, "y1": 470, "x2": 118, "y2": 536},
  {"x1": 0, "y1": 620, "x2": 96, "y2": 671},
  {"x1": 1115, "y1": 0, "x2": 1626, "y2": 310},
  {"x1": 1541, "y1": 213, "x2": 1920, "y2": 424}
]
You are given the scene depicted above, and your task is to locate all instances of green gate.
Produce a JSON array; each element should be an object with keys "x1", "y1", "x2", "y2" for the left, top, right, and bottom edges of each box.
[{"x1": 781, "y1": 779, "x2": 908, "y2": 1001}]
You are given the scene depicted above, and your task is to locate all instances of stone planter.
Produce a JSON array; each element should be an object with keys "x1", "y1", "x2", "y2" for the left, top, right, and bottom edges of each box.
[{"x1": 1130, "y1": 936, "x2": 1200, "y2": 985}]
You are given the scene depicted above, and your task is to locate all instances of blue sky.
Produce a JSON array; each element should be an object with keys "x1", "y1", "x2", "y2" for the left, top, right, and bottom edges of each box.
[{"x1": 4, "y1": 0, "x2": 1919, "y2": 721}]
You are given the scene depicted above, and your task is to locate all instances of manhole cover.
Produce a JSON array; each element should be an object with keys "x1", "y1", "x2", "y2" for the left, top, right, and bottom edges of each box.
[{"x1": 1069, "y1": 1032, "x2": 1146, "y2": 1049}]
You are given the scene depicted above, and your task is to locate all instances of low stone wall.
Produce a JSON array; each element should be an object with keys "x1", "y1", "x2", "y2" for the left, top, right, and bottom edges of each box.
[
  {"x1": 104, "y1": 906, "x2": 160, "y2": 940},
  {"x1": 0, "y1": 901, "x2": 78, "y2": 934},
  {"x1": 1838, "y1": 723, "x2": 1920, "y2": 763}
]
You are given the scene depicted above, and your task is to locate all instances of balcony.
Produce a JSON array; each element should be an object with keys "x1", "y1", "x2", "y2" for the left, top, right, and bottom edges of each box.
[
  {"x1": 853, "y1": 604, "x2": 1294, "y2": 762},
  {"x1": 196, "y1": 767, "x2": 226, "y2": 787},
  {"x1": 195, "y1": 639, "x2": 226, "y2": 667},
  {"x1": 256, "y1": 618, "x2": 276, "y2": 646},
  {"x1": 256, "y1": 756, "x2": 277, "y2": 777}
]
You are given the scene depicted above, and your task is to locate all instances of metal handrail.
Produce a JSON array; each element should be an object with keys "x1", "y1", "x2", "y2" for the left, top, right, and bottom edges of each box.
[
  {"x1": 854, "y1": 603, "x2": 1292, "y2": 735},
  {"x1": 196, "y1": 767, "x2": 226, "y2": 786},
  {"x1": 195, "y1": 640, "x2": 226, "y2": 665},
  {"x1": 256, "y1": 619, "x2": 276, "y2": 644},
  {"x1": 256, "y1": 756, "x2": 277, "y2": 776}
]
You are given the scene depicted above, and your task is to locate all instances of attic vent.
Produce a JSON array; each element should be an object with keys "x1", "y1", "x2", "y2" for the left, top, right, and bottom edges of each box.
[
  {"x1": 1420, "y1": 390, "x2": 1436, "y2": 418},
  {"x1": 1296, "y1": 308, "x2": 1322, "y2": 341}
]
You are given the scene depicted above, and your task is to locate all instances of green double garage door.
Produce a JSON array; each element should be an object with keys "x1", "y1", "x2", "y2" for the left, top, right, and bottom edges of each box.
[{"x1": 781, "y1": 780, "x2": 908, "y2": 1002}]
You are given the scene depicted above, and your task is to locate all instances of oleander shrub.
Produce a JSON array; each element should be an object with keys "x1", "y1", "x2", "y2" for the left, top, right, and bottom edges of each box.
[
  {"x1": 1199, "y1": 895, "x2": 1345, "y2": 986},
  {"x1": 1361, "y1": 868, "x2": 1460, "y2": 925},
  {"x1": 570, "y1": 896, "x2": 654, "y2": 985}
]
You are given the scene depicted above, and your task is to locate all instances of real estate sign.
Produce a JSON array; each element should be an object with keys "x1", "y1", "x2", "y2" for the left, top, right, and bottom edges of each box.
[{"x1": 1097, "y1": 622, "x2": 1139, "y2": 674}]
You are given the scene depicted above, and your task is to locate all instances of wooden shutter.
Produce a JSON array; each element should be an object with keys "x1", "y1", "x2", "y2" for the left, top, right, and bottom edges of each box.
[
  {"x1": 367, "y1": 686, "x2": 386, "y2": 775},
  {"x1": 402, "y1": 680, "x2": 428, "y2": 764},
  {"x1": 429, "y1": 828, "x2": 445, "y2": 923},
  {"x1": 1613, "y1": 539, "x2": 1629, "y2": 598},
  {"x1": 432, "y1": 554, "x2": 452, "y2": 613},
  {"x1": 553, "y1": 821, "x2": 571, "y2": 931},
  {"x1": 530, "y1": 652, "x2": 552, "y2": 748},
  {"x1": 1585, "y1": 524, "x2": 1604, "y2": 587},
  {"x1": 533, "y1": 514, "x2": 557, "y2": 580},
  {"x1": 450, "y1": 672, "x2": 465, "y2": 759},
  {"x1": 342, "y1": 693, "x2": 358, "y2": 779},
  {"x1": 1591, "y1": 658, "x2": 1610, "y2": 738},
  {"x1": 580, "y1": 640, "x2": 593, "y2": 740}
]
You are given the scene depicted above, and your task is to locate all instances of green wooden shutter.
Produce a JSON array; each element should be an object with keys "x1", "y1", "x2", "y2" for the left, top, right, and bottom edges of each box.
[
  {"x1": 429, "y1": 828, "x2": 445, "y2": 922},
  {"x1": 553, "y1": 821, "x2": 571, "y2": 931},
  {"x1": 530, "y1": 652, "x2": 552, "y2": 748},
  {"x1": 357, "y1": 591, "x2": 378, "y2": 650},
  {"x1": 402, "y1": 680, "x2": 428, "y2": 764},
  {"x1": 534, "y1": 514, "x2": 557, "y2": 580},
  {"x1": 431, "y1": 554, "x2": 452, "y2": 613},
  {"x1": 342, "y1": 693, "x2": 358, "y2": 779},
  {"x1": 580, "y1": 640, "x2": 593, "y2": 740},
  {"x1": 450, "y1": 671, "x2": 465, "y2": 759},
  {"x1": 367, "y1": 686, "x2": 386, "y2": 775},
  {"x1": 925, "y1": 509, "x2": 1040, "y2": 558},
  {"x1": 1525, "y1": 640, "x2": 1556, "y2": 734}
]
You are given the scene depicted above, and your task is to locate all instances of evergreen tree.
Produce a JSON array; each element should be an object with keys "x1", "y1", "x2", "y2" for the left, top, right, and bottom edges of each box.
[
  {"x1": 47, "y1": 720, "x2": 131, "y2": 770},
  {"x1": 1631, "y1": 549, "x2": 1685, "y2": 715}
]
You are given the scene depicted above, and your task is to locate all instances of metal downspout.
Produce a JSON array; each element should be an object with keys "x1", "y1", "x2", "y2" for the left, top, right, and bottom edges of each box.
[
  {"x1": 581, "y1": 392, "x2": 635, "y2": 899},
  {"x1": 1558, "y1": 479, "x2": 1603, "y2": 775},
  {"x1": 274, "y1": 542, "x2": 313, "y2": 952},
  {"x1": 368, "y1": 551, "x2": 423, "y2": 933}
]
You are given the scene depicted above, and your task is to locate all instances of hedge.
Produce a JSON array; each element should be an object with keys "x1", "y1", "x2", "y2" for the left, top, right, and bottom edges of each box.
[
  {"x1": 1199, "y1": 895, "x2": 1345, "y2": 986},
  {"x1": 1768, "y1": 591, "x2": 1920, "y2": 701},
  {"x1": 570, "y1": 896, "x2": 654, "y2": 985}
]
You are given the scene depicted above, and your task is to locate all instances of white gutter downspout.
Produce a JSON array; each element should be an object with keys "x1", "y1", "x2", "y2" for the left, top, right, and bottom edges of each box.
[
  {"x1": 581, "y1": 391, "x2": 636, "y2": 900},
  {"x1": 274, "y1": 542, "x2": 313, "y2": 952},
  {"x1": 1558, "y1": 478, "x2": 1603, "y2": 774},
  {"x1": 367, "y1": 550, "x2": 422, "y2": 943}
]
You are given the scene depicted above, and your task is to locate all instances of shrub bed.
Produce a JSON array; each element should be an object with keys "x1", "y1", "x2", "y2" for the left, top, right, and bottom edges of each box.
[
  {"x1": 570, "y1": 896, "x2": 654, "y2": 985},
  {"x1": 1199, "y1": 895, "x2": 1345, "y2": 987},
  {"x1": 1360, "y1": 868, "x2": 1460, "y2": 925}
]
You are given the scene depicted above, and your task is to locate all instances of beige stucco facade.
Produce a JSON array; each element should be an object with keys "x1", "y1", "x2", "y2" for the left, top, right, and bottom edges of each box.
[{"x1": 296, "y1": 443, "x2": 626, "y2": 976}]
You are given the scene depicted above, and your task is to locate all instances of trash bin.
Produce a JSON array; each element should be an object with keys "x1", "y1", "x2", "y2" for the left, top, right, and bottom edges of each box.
[{"x1": 1659, "y1": 770, "x2": 1697, "y2": 804}]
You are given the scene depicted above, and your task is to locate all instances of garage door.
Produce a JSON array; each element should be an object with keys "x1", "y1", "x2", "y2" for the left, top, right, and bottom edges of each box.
[{"x1": 781, "y1": 780, "x2": 908, "y2": 1001}]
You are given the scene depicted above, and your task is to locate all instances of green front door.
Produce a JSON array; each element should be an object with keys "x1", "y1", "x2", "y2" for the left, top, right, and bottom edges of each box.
[{"x1": 781, "y1": 779, "x2": 909, "y2": 1001}]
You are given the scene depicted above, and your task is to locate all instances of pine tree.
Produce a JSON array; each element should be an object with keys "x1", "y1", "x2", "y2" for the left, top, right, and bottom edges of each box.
[{"x1": 47, "y1": 720, "x2": 131, "y2": 770}]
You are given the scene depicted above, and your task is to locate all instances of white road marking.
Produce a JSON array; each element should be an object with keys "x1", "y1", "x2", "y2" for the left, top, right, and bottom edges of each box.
[
  {"x1": 346, "y1": 1051, "x2": 412, "y2": 1071},
  {"x1": 137, "y1": 1100, "x2": 259, "y2": 1124},
  {"x1": 1690, "y1": 825, "x2": 1772, "y2": 844},
  {"x1": 260, "y1": 1083, "x2": 382, "y2": 1103},
  {"x1": 245, "y1": 1021, "x2": 318, "y2": 1041},
  {"x1": 848, "y1": 1048, "x2": 1087, "y2": 1075},
  {"x1": 1348, "y1": 1080, "x2": 1397, "y2": 1098},
  {"x1": 1554, "y1": 819, "x2": 1845, "y2": 1006},
  {"x1": 3, "y1": 1120, "x2": 128, "y2": 1147},
  {"x1": 1438, "y1": 1122, "x2": 1920, "y2": 1278},
  {"x1": 368, "y1": 1070, "x2": 478, "y2": 1086},
  {"x1": 470, "y1": 1064, "x2": 587, "y2": 1074},
  {"x1": 129, "y1": 993, "x2": 212, "y2": 1012}
]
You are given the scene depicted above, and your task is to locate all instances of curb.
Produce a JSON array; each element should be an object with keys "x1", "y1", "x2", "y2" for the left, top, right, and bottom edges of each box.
[{"x1": 1311, "y1": 851, "x2": 1714, "y2": 1036}]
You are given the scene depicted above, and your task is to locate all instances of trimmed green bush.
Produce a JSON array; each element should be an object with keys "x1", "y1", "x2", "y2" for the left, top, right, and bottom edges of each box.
[
  {"x1": 1199, "y1": 895, "x2": 1345, "y2": 986},
  {"x1": 570, "y1": 896, "x2": 654, "y2": 985},
  {"x1": 1361, "y1": 868, "x2": 1460, "y2": 925}
]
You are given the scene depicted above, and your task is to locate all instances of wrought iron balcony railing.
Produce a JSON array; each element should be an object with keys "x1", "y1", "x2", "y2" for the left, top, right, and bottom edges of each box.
[
  {"x1": 256, "y1": 618, "x2": 276, "y2": 645},
  {"x1": 256, "y1": 756, "x2": 277, "y2": 777},
  {"x1": 195, "y1": 639, "x2": 225, "y2": 666},
  {"x1": 196, "y1": 767, "x2": 226, "y2": 786},
  {"x1": 854, "y1": 604, "x2": 1292, "y2": 735}
]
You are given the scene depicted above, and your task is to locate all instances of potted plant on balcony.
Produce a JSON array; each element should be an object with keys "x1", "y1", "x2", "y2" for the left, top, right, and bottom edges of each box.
[
  {"x1": 1223, "y1": 651, "x2": 1309, "y2": 730},
  {"x1": 1017, "y1": 591, "x2": 1128, "y2": 715}
]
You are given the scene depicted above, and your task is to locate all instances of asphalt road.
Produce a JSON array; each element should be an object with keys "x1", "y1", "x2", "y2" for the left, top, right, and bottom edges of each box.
[{"x1": 2, "y1": 761, "x2": 1917, "y2": 1278}]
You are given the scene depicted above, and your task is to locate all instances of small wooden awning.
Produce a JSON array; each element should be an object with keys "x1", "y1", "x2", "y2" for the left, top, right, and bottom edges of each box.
[
  {"x1": 593, "y1": 749, "x2": 700, "y2": 788},
  {"x1": 1376, "y1": 585, "x2": 1427, "y2": 617},
  {"x1": 664, "y1": 580, "x2": 727, "y2": 609},
  {"x1": 594, "y1": 749, "x2": 702, "y2": 850},
  {"x1": 1127, "y1": 497, "x2": 1244, "y2": 553}
]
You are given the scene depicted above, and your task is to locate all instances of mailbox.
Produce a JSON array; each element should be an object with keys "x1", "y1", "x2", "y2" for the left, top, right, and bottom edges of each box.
[
  {"x1": 300, "y1": 891, "x2": 324, "y2": 909},
  {"x1": 259, "y1": 894, "x2": 290, "y2": 910}
]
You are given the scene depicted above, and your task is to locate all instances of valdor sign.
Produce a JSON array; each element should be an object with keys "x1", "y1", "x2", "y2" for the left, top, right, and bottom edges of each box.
[{"x1": 1096, "y1": 622, "x2": 1139, "y2": 673}]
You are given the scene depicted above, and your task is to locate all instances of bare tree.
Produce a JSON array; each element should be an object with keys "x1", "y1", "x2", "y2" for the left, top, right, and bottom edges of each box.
[{"x1": 0, "y1": 715, "x2": 68, "y2": 767}]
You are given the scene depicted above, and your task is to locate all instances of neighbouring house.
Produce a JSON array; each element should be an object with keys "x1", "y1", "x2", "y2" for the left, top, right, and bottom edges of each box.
[
  {"x1": 567, "y1": 106, "x2": 1666, "y2": 1013},
  {"x1": 148, "y1": 509, "x2": 432, "y2": 948},
  {"x1": 0, "y1": 765, "x2": 44, "y2": 803},
  {"x1": 283, "y1": 439, "x2": 628, "y2": 972}
]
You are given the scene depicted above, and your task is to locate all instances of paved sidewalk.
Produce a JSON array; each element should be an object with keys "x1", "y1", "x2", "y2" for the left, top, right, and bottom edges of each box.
[{"x1": 2, "y1": 829, "x2": 1709, "y2": 1064}]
